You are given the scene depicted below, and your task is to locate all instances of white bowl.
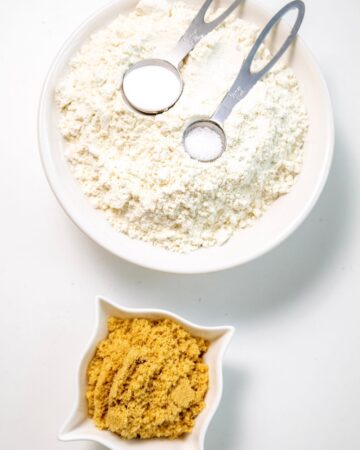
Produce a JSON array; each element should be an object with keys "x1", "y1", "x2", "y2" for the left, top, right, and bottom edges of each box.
[
  {"x1": 38, "y1": 0, "x2": 334, "y2": 274},
  {"x1": 59, "y1": 297, "x2": 234, "y2": 450}
]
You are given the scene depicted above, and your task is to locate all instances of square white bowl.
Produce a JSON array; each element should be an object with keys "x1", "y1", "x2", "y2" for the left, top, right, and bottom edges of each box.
[{"x1": 59, "y1": 296, "x2": 234, "y2": 450}]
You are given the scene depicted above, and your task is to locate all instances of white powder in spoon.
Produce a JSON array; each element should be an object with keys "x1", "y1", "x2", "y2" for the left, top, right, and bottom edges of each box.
[
  {"x1": 184, "y1": 126, "x2": 224, "y2": 162},
  {"x1": 123, "y1": 64, "x2": 182, "y2": 113}
]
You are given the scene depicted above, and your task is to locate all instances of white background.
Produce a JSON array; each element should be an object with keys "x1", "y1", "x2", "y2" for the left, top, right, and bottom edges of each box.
[{"x1": 0, "y1": 0, "x2": 359, "y2": 449}]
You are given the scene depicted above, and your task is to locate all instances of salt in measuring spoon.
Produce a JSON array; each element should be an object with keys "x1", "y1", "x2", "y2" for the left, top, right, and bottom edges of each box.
[
  {"x1": 184, "y1": 0, "x2": 305, "y2": 162},
  {"x1": 122, "y1": 0, "x2": 241, "y2": 115}
]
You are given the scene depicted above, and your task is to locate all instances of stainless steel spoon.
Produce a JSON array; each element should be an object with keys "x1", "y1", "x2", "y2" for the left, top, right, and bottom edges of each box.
[
  {"x1": 122, "y1": 0, "x2": 241, "y2": 115},
  {"x1": 184, "y1": 0, "x2": 305, "y2": 162}
]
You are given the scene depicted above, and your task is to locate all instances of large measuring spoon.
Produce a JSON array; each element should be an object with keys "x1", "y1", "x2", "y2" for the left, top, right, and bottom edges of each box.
[
  {"x1": 183, "y1": 0, "x2": 305, "y2": 162},
  {"x1": 122, "y1": 0, "x2": 241, "y2": 115}
]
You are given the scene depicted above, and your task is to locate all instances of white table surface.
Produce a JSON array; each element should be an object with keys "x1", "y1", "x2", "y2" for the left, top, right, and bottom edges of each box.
[{"x1": 1, "y1": 0, "x2": 359, "y2": 449}]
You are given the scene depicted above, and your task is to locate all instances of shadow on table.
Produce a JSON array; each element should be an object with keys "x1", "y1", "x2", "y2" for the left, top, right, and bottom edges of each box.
[
  {"x1": 79, "y1": 128, "x2": 350, "y2": 325},
  {"x1": 205, "y1": 365, "x2": 246, "y2": 450},
  {"x1": 74, "y1": 442, "x2": 105, "y2": 450}
]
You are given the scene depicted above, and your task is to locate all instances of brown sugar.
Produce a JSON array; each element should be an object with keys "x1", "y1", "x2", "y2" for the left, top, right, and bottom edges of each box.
[{"x1": 86, "y1": 317, "x2": 209, "y2": 439}]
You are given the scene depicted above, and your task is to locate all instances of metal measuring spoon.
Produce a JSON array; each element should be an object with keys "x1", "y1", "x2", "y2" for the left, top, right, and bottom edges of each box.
[
  {"x1": 184, "y1": 0, "x2": 305, "y2": 162},
  {"x1": 122, "y1": 0, "x2": 241, "y2": 115}
]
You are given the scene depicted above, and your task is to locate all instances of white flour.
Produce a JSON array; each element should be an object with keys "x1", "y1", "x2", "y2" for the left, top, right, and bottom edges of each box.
[{"x1": 55, "y1": 0, "x2": 308, "y2": 253}]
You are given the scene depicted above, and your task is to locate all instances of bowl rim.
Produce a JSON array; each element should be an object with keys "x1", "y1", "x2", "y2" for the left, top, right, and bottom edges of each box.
[
  {"x1": 58, "y1": 296, "x2": 235, "y2": 450},
  {"x1": 38, "y1": 0, "x2": 335, "y2": 274}
]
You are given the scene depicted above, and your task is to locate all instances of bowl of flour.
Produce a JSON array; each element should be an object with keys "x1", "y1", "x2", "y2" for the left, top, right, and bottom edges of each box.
[{"x1": 39, "y1": 0, "x2": 334, "y2": 273}]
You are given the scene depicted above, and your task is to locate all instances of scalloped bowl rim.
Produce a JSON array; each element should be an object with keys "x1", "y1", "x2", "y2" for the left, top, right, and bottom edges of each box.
[{"x1": 58, "y1": 296, "x2": 234, "y2": 450}]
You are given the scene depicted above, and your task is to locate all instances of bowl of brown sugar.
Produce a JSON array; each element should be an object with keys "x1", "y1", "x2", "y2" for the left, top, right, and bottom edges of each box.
[{"x1": 59, "y1": 297, "x2": 234, "y2": 450}]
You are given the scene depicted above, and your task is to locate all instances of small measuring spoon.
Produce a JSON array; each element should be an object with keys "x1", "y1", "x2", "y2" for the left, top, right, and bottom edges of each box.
[
  {"x1": 122, "y1": 0, "x2": 241, "y2": 115},
  {"x1": 184, "y1": 0, "x2": 305, "y2": 162}
]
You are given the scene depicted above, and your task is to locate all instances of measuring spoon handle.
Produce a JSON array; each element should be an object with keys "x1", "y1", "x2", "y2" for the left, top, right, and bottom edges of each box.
[
  {"x1": 212, "y1": 0, "x2": 305, "y2": 125},
  {"x1": 167, "y1": 0, "x2": 241, "y2": 67}
]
